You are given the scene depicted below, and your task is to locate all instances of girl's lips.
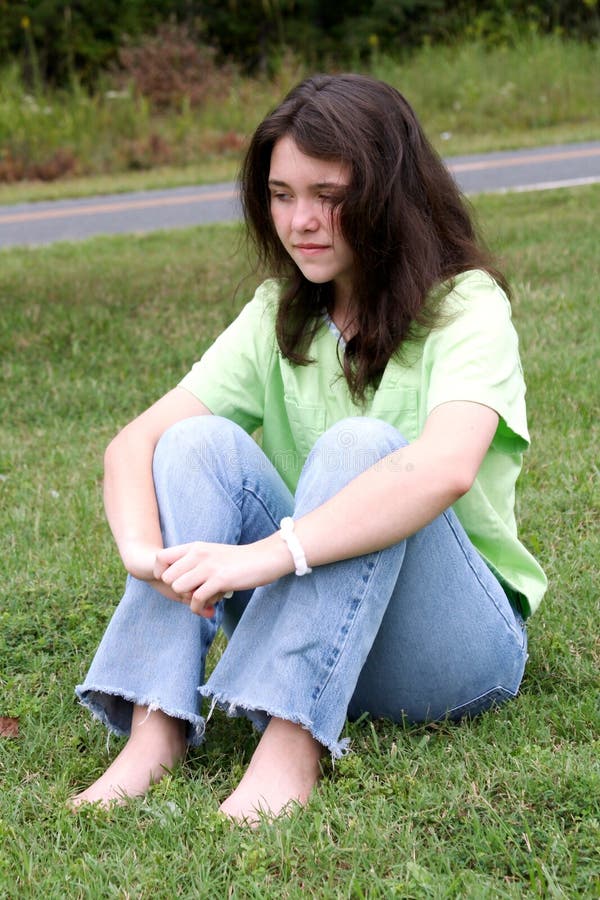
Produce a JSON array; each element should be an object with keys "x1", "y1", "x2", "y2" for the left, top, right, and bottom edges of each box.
[{"x1": 294, "y1": 244, "x2": 330, "y2": 254}]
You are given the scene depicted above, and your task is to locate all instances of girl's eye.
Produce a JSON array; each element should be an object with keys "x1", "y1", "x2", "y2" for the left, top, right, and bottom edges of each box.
[
  {"x1": 320, "y1": 192, "x2": 345, "y2": 207},
  {"x1": 271, "y1": 192, "x2": 291, "y2": 202}
]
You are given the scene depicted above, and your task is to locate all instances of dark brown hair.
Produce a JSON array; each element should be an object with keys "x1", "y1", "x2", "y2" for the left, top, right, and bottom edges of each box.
[{"x1": 240, "y1": 73, "x2": 509, "y2": 404}]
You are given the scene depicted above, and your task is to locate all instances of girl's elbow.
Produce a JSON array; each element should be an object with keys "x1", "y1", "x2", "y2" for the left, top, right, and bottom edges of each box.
[
  {"x1": 103, "y1": 435, "x2": 118, "y2": 473},
  {"x1": 104, "y1": 431, "x2": 123, "y2": 468},
  {"x1": 103, "y1": 425, "x2": 132, "y2": 473},
  {"x1": 448, "y1": 464, "x2": 478, "y2": 500}
]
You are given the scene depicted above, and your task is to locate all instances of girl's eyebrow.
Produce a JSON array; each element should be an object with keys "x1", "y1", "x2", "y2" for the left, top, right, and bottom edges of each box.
[{"x1": 268, "y1": 178, "x2": 344, "y2": 189}]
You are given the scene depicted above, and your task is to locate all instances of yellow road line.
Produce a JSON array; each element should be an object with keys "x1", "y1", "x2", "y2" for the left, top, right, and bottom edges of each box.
[
  {"x1": 0, "y1": 188, "x2": 236, "y2": 225},
  {"x1": 1, "y1": 146, "x2": 599, "y2": 226},
  {"x1": 449, "y1": 146, "x2": 600, "y2": 173}
]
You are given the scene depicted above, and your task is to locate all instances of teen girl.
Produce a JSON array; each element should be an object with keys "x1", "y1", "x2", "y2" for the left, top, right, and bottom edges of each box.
[{"x1": 73, "y1": 74, "x2": 546, "y2": 821}]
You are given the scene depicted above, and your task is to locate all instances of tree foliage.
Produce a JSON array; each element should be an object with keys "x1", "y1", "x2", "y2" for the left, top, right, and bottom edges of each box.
[{"x1": 1, "y1": 0, "x2": 598, "y2": 87}]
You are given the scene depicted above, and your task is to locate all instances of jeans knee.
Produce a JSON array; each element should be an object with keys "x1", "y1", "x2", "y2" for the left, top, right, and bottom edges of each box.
[
  {"x1": 296, "y1": 418, "x2": 408, "y2": 508},
  {"x1": 153, "y1": 415, "x2": 245, "y2": 478},
  {"x1": 308, "y1": 417, "x2": 407, "y2": 467}
]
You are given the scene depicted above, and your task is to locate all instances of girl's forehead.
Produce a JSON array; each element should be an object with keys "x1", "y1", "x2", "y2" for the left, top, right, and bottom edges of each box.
[{"x1": 269, "y1": 136, "x2": 349, "y2": 184}]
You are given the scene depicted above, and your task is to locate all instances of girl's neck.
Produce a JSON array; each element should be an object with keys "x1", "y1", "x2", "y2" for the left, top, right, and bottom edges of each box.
[
  {"x1": 331, "y1": 281, "x2": 357, "y2": 340},
  {"x1": 329, "y1": 303, "x2": 357, "y2": 343}
]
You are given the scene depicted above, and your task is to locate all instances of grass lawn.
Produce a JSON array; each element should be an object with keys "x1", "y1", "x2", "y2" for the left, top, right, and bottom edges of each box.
[{"x1": 0, "y1": 185, "x2": 599, "y2": 897}]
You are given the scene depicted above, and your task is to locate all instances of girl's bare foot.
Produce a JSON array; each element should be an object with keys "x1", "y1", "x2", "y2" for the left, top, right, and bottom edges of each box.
[
  {"x1": 70, "y1": 705, "x2": 186, "y2": 808},
  {"x1": 219, "y1": 717, "x2": 324, "y2": 825}
]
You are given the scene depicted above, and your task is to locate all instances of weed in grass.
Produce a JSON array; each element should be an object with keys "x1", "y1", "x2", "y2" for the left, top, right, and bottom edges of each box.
[
  {"x1": 1, "y1": 187, "x2": 599, "y2": 896},
  {"x1": 115, "y1": 23, "x2": 232, "y2": 112}
]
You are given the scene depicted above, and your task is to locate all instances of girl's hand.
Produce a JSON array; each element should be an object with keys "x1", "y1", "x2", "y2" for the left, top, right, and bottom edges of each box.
[
  {"x1": 154, "y1": 538, "x2": 293, "y2": 618},
  {"x1": 121, "y1": 540, "x2": 162, "y2": 582},
  {"x1": 118, "y1": 540, "x2": 187, "y2": 604}
]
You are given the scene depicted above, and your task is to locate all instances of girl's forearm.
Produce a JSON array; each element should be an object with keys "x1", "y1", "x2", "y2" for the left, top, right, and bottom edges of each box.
[
  {"x1": 103, "y1": 429, "x2": 163, "y2": 578},
  {"x1": 291, "y1": 440, "x2": 467, "y2": 568},
  {"x1": 103, "y1": 387, "x2": 214, "y2": 579},
  {"x1": 288, "y1": 403, "x2": 499, "y2": 569}
]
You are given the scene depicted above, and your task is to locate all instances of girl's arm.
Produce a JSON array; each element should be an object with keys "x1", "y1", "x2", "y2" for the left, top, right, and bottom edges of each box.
[
  {"x1": 103, "y1": 387, "x2": 212, "y2": 583},
  {"x1": 157, "y1": 400, "x2": 499, "y2": 614},
  {"x1": 294, "y1": 400, "x2": 498, "y2": 564}
]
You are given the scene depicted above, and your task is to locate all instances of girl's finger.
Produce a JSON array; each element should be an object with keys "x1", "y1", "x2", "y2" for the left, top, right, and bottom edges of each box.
[
  {"x1": 189, "y1": 583, "x2": 230, "y2": 614},
  {"x1": 171, "y1": 569, "x2": 205, "y2": 594},
  {"x1": 153, "y1": 558, "x2": 169, "y2": 579},
  {"x1": 155, "y1": 543, "x2": 192, "y2": 565},
  {"x1": 190, "y1": 596, "x2": 218, "y2": 618},
  {"x1": 163, "y1": 550, "x2": 209, "y2": 586}
]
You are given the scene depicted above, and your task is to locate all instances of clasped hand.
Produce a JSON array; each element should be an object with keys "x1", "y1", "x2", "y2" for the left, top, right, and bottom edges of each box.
[{"x1": 152, "y1": 540, "x2": 276, "y2": 618}]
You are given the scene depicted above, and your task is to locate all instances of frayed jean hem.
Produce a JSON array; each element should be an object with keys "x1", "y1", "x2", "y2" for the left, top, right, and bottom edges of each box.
[
  {"x1": 199, "y1": 686, "x2": 351, "y2": 760},
  {"x1": 75, "y1": 684, "x2": 206, "y2": 747}
]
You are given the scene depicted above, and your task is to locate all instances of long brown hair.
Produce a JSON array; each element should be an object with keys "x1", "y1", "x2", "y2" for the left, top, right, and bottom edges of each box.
[{"x1": 240, "y1": 73, "x2": 509, "y2": 404}]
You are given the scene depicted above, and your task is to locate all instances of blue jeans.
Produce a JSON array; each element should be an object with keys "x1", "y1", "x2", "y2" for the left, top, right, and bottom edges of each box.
[{"x1": 76, "y1": 416, "x2": 527, "y2": 757}]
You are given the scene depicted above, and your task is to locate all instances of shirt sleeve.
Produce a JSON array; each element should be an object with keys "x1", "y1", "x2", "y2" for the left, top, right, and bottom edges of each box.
[
  {"x1": 178, "y1": 280, "x2": 279, "y2": 433},
  {"x1": 423, "y1": 271, "x2": 530, "y2": 452}
]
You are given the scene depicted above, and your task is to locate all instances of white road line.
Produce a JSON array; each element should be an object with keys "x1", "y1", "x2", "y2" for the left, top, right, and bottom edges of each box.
[{"x1": 467, "y1": 175, "x2": 600, "y2": 195}]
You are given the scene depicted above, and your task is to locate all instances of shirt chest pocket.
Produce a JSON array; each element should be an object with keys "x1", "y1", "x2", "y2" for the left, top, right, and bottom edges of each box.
[
  {"x1": 284, "y1": 394, "x2": 328, "y2": 459},
  {"x1": 370, "y1": 386, "x2": 420, "y2": 442}
]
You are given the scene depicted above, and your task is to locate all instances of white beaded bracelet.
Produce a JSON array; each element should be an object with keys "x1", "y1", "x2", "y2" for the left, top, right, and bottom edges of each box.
[{"x1": 279, "y1": 517, "x2": 312, "y2": 576}]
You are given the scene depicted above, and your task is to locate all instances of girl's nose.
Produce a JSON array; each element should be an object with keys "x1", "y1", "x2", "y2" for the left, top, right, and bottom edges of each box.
[{"x1": 291, "y1": 199, "x2": 319, "y2": 232}]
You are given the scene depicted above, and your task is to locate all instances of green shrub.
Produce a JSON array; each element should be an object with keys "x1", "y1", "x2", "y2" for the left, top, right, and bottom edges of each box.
[{"x1": 115, "y1": 23, "x2": 233, "y2": 111}]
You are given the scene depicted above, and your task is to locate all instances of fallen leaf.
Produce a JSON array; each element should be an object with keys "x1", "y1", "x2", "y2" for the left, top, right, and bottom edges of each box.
[{"x1": 0, "y1": 717, "x2": 19, "y2": 738}]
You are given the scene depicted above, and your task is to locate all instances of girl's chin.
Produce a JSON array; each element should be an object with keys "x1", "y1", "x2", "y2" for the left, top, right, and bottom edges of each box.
[{"x1": 296, "y1": 268, "x2": 334, "y2": 285}]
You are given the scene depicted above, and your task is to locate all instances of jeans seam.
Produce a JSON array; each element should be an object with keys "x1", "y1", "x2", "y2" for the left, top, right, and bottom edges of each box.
[
  {"x1": 241, "y1": 482, "x2": 286, "y2": 532},
  {"x1": 308, "y1": 553, "x2": 379, "y2": 710},
  {"x1": 445, "y1": 683, "x2": 518, "y2": 720},
  {"x1": 443, "y1": 510, "x2": 525, "y2": 646}
]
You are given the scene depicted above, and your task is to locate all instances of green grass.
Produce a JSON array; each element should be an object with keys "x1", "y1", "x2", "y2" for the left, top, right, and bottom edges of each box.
[
  {"x1": 1, "y1": 186, "x2": 599, "y2": 897},
  {"x1": 1, "y1": 34, "x2": 599, "y2": 205},
  {"x1": 0, "y1": 161, "x2": 241, "y2": 206}
]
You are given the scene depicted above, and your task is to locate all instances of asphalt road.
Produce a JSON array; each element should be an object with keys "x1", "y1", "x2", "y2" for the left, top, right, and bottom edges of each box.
[{"x1": 1, "y1": 141, "x2": 599, "y2": 248}]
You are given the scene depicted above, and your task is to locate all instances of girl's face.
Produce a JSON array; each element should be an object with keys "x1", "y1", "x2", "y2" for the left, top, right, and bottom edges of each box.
[{"x1": 268, "y1": 136, "x2": 355, "y2": 306}]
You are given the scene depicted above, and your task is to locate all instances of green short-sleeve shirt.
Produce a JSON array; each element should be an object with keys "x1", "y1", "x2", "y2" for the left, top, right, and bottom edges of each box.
[{"x1": 180, "y1": 271, "x2": 547, "y2": 616}]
